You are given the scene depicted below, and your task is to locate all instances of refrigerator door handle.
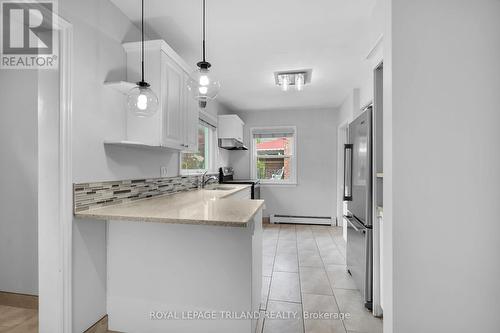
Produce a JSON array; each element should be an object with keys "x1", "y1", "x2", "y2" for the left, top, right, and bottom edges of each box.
[
  {"x1": 345, "y1": 216, "x2": 366, "y2": 233},
  {"x1": 343, "y1": 144, "x2": 353, "y2": 201}
]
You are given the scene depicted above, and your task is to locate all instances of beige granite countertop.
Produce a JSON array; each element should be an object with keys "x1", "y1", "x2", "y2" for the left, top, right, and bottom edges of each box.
[{"x1": 74, "y1": 184, "x2": 265, "y2": 227}]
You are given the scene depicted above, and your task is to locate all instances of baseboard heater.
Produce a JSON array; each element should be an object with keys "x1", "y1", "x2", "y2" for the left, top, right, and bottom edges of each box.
[{"x1": 270, "y1": 214, "x2": 334, "y2": 226}]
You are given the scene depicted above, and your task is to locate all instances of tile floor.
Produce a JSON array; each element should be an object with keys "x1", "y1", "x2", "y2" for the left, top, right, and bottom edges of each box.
[
  {"x1": 260, "y1": 223, "x2": 382, "y2": 333},
  {"x1": 0, "y1": 224, "x2": 382, "y2": 333}
]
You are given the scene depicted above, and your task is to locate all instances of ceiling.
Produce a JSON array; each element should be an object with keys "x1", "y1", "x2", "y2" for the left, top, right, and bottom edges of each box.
[{"x1": 110, "y1": 0, "x2": 376, "y2": 112}]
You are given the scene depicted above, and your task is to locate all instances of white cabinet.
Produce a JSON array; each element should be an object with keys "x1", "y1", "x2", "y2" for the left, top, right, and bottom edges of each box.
[
  {"x1": 225, "y1": 187, "x2": 252, "y2": 200},
  {"x1": 161, "y1": 53, "x2": 185, "y2": 149},
  {"x1": 184, "y1": 85, "x2": 199, "y2": 151},
  {"x1": 120, "y1": 40, "x2": 198, "y2": 152},
  {"x1": 218, "y1": 115, "x2": 244, "y2": 142}
]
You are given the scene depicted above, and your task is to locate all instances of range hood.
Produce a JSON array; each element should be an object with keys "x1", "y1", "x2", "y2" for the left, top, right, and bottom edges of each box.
[
  {"x1": 218, "y1": 138, "x2": 248, "y2": 151},
  {"x1": 217, "y1": 115, "x2": 248, "y2": 151}
]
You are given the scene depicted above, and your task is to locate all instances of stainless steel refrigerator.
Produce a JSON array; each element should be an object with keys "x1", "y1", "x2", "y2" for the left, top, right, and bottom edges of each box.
[{"x1": 343, "y1": 107, "x2": 373, "y2": 310}]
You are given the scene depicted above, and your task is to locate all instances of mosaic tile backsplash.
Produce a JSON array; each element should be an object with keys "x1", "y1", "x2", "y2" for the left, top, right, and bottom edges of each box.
[{"x1": 73, "y1": 174, "x2": 218, "y2": 213}]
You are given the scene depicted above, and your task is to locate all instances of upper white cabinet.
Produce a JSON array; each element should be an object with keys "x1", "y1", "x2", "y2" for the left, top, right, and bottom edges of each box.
[
  {"x1": 119, "y1": 40, "x2": 198, "y2": 152},
  {"x1": 161, "y1": 52, "x2": 185, "y2": 149},
  {"x1": 218, "y1": 115, "x2": 244, "y2": 142},
  {"x1": 184, "y1": 86, "x2": 200, "y2": 150}
]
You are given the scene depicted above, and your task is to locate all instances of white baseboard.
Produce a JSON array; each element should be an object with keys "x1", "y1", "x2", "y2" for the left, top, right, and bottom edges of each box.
[{"x1": 270, "y1": 214, "x2": 334, "y2": 226}]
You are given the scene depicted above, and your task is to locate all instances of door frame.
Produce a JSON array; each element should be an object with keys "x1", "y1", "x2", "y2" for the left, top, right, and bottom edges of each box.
[
  {"x1": 336, "y1": 121, "x2": 348, "y2": 238},
  {"x1": 372, "y1": 61, "x2": 384, "y2": 318},
  {"x1": 38, "y1": 13, "x2": 73, "y2": 333}
]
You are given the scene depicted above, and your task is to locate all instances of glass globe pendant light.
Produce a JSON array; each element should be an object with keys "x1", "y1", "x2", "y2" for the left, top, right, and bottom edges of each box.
[
  {"x1": 126, "y1": 0, "x2": 159, "y2": 117},
  {"x1": 187, "y1": 0, "x2": 221, "y2": 108}
]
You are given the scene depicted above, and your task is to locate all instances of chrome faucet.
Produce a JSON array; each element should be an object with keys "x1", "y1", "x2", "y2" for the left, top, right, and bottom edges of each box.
[{"x1": 201, "y1": 171, "x2": 218, "y2": 188}]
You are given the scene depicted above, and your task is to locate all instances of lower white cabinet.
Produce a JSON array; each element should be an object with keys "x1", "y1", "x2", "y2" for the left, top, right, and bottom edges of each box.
[
  {"x1": 106, "y1": 209, "x2": 262, "y2": 333},
  {"x1": 226, "y1": 187, "x2": 252, "y2": 200},
  {"x1": 122, "y1": 40, "x2": 198, "y2": 152}
]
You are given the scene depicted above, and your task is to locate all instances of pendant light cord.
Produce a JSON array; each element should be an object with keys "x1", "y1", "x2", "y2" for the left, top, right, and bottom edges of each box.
[
  {"x1": 196, "y1": 0, "x2": 211, "y2": 69},
  {"x1": 141, "y1": 0, "x2": 145, "y2": 83},
  {"x1": 202, "y1": 0, "x2": 206, "y2": 62}
]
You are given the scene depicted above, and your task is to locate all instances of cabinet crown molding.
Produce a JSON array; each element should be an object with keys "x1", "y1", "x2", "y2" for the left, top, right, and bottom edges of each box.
[{"x1": 122, "y1": 39, "x2": 193, "y2": 75}]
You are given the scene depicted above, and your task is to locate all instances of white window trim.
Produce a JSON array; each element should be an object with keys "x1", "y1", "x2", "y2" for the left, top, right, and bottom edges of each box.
[
  {"x1": 180, "y1": 124, "x2": 218, "y2": 176},
  {"x1": 250, "y1": 126, "x2": 298, "y2": 185}
]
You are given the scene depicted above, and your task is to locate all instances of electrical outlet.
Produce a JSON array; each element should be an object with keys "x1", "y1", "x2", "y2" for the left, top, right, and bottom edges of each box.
[{"x1": 160, "y1": 166, "x2": 168, "y2": 178}]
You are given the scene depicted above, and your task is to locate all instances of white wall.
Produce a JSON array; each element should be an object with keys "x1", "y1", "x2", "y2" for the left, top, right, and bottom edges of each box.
[
  {"x1": 57, "y1": 0, "x2": 184, "y2": 331},
  {"x1": 58, "y1": 2, "x2": 151, "y2": 331},
  {"x1": 0, "y1": 71, "x2": 39, "y2": 295},
  {"x1": 57, "y1": 1, "x2": 235, "y2": 330},
  {"x1": 62, "y1": 1, "x2": 179, "y2": 184},
  {"x1": 229, "y1": 108, "x2": 338, "y2": 220},
  {"x1": 37, "y1": 64, "x2": 65, "y2": 333},
  {"x1": 338, "y1": 88, "x2": 360, "y2": 128},
  {"x1": 382, "y1": 0, "x2": 393, "y2": 330},
  {"x1": 385, "y1": 0, "x2": 500, "y2": 332}
]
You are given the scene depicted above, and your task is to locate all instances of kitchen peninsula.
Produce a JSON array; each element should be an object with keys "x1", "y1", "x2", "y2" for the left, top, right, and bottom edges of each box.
[{"x1": 75, "y1": 182, "x2": 264, "y2": 333}]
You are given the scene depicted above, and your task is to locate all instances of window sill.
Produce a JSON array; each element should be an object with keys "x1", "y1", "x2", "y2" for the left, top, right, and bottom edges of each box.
[
  {"x1": 259, "y1": 182, "x2": 297, "y2": 187},
  {"x1": 180, "y1": 170, "x2": 217, "y2": 176}
]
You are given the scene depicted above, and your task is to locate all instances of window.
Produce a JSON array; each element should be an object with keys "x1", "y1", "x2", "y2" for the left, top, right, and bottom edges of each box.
[
  {"x1": 181, "y1": 121, "x2": 216, "y2": 174},
  {"x1": 251, "y1": 127, "x2": 297, "y2": 184}
]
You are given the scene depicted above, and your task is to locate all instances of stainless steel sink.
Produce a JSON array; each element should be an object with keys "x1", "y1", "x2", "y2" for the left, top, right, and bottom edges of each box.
[{"x1": 205, "y1": 186, "x2": 235, "y2": 191}]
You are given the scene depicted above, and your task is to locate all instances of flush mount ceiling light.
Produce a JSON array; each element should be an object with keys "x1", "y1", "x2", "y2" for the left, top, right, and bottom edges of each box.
[
  {"x1": 274, "y1": 69, "x2": 312, "y2": 92},
  {"x1": 126, "y1": 0, "x2": 159, "y2": 117},
  {"x1": 187, "y1": 0, "x2": 221, "y2": 108}
]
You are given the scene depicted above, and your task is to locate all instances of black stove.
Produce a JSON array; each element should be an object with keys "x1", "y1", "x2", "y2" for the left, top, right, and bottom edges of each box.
[{"x1": 219, "y1": 167, "x2": 260, "y2": 199}]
